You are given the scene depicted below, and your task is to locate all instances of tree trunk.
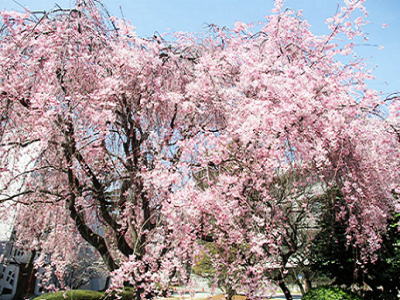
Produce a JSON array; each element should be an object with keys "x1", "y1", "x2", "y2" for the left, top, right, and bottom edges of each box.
[
  {"x1": 278, "y1": 280, "x2": 293, "y2": 300},
  {"x1": 64, "y1": 123, "x2": 119, "y2": 273},
  {"x1": 295, "y1": 278, "x2": 306, "y2": 296},
  {"x1": 13, "y1": 250, "x2": 36, "y2": 300},
  {"x1": 225, "y1": 286, "x2": 236, "y2": 300},
  {"x1": 305, "y1": 278, "x2": 312, "y2": 292}
]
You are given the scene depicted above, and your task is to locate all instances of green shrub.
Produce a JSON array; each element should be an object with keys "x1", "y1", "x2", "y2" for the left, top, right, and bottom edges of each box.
[
  {"x1": 33, "y1": 289, "x2": 103, "y2": 300},
  {"x1": 302, "y1": 286, "x2": 361, "y2": 300},
  {"x1": 33, "y1": 287, "x2": 135, "y2": 300}
]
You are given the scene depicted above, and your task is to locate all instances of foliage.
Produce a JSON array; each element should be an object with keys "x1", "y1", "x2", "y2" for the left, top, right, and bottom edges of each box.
[
  {"x1": 192, "y1": 243, "x2": 217, "y2": 281},
  {"x1": 192, "y1": 241, "x2": 248, "y2": 298},
  {"x1": 302, "y1": 286, "x2": 361, "y2": 300},
  {"x1": 310, "y1": 198, "x2": 400, "y2": 300}
]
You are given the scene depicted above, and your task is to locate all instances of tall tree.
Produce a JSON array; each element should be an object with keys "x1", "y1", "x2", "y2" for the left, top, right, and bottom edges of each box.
[
  {"x1": 0, "y1": 1, "x2": 224, "y2": 298},
  {"x1": 166, "y1": 2, "x2": 400, "y2": 299}
]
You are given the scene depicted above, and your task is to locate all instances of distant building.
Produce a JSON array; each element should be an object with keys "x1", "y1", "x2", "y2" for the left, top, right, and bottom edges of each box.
[
  {"x1": 0, "y1": 230, "x2": 40, "y2": 300},
  {"x1": 0, "y1": 202, "x2": 21, "y2": 299}
]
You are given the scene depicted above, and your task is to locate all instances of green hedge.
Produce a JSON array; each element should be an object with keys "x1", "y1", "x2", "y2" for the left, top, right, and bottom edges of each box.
[
  {"x1": 302, "y1": 286, "x2": 361, "y2": 300},
  {"x1": 32, "y1": 290, "x2": 103, "y2": 300},
  {"x1": 33, "y1": 287, "x2": 135, "y2": 300}
]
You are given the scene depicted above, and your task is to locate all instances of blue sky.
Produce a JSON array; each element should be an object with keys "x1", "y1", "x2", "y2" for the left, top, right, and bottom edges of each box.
[{"x1": 1, "y1": 0, "x2": 399, "y2": 96}]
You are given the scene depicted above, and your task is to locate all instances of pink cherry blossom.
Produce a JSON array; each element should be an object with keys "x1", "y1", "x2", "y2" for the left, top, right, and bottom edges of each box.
[{"x1": 0, "y1": 1, "x2": 399, "y2": 300}]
